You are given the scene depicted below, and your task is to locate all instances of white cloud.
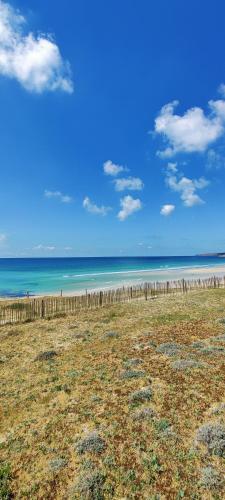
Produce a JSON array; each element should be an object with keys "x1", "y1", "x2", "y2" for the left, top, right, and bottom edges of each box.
[
  {"x1": 117, "y1": 195, "x2": 142, "y2": 221},
  {"x1": 64, "y1": 246, "x2": 72, "y2": 251},
  {"x1": 103, "y1": 160, "x2": 126, "y2": 176},
  {"x1": 155, "y1": 99, "x2": 225, "y2": 157},
  {"x1": 166, "y1": 162, "x2": 178, "y2": 173},
  {"x1": 33, "y1": 244, "x2": 55, "y2": 251},
  {"x1": 160, "y1": 204, "x2": 175, "y2": 216},
  {"x1": 0, "y1": 233, "x2": 6, "y2": 242},
  {"x1": 206, "y1": 148, "x2": 225, "y2": 169},
  {"x1": 44, "y1": 190, "x2": 73, "y2": 203},
  {"x1": 0, "y1": 1, "x2": 73, "y2": 93},
  {"x1": 114, "y1": 176, "x2": 144, "y2": 192},
  {"x1": 218, "y1": 83, "x2": 225, "y2": 98},
  {"x1": 166, "y1": 168, "x2": 209, "y2": 207},
  {"x1": 83, "y1": 196, "x2": 111, "y2": 216}
]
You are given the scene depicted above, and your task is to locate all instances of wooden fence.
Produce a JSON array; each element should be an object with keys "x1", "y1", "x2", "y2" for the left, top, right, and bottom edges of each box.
[{"x1": 0, "y1": 275, "x2": 225, "y2": 326}]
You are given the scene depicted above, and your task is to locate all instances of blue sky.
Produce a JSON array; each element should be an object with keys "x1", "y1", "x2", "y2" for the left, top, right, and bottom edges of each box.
[{"x1": 0, "y1": 0, "x2": 225, "y2": 257}]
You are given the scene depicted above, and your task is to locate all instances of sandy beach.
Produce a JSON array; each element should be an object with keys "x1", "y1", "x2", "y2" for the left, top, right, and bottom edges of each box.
[{"x1": 44, "y1": 263, "x2": 225, "y2": 297}]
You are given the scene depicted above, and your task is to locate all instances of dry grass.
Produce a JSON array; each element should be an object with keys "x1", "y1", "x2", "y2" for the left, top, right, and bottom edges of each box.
[{"x1": 1, "y1": 288, "x2": 225, "y2": 498}]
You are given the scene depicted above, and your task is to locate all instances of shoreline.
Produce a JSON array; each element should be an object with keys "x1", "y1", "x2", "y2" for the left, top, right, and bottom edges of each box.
[
  {"x1": 1, "y1": 263, "x2": 225, "y2": 300},
  {"x1": 59, "y1": 264, "x2": 225, "y2": 296}
]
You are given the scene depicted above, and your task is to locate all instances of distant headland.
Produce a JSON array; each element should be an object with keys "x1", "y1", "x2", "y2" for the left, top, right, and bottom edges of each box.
[{"x1": 198, "y1": 252, "x2": 225, "y2": 257}]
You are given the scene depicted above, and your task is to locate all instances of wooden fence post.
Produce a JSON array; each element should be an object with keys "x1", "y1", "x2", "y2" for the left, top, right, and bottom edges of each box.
[
  {"x1": 144, "y1": 284, "x2": 148, "y2": 300},
  {"x1": 41, "y1": 299, "x2": 45, "y2": 318}
]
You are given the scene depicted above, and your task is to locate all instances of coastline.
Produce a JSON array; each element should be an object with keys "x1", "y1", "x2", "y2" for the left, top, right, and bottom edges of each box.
[
  {"x1": 59, "y1": 264, "x2": 225, "y2": 296},
  {"x1": 1, "y1": 263, "x2": 224, "y2": 300}
]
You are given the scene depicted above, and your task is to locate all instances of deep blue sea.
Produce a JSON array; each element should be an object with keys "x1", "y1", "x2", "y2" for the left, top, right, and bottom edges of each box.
[{"x1": 0, "y1": 256, "x2": 225, "y2": 297}]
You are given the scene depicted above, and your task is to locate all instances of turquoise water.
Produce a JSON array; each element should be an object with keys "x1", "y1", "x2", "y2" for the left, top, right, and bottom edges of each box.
[{"x1": 0, "y1": 256, "x2": 225, "y2": 297}]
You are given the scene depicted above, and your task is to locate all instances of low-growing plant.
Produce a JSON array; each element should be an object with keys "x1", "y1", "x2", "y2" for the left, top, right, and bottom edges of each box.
[
  {"x1": 104, "y1": 331, "x2": 119, "y2": 339},
  {"x1": 0, "y1": 462, "x2": 11, "y2": 499},
  {"x1": 34, "y1": 350, "x2": 58, "y2": 361},
  {"x1": 49, "y1": 457, "x2": 68, "y2": 472},
  {"x1": 73, "y1": 469, "x2": 106, "y2": 499},
  {"x1": 211, "y1": 334, "x2": 225, "y2": 343},
  {"x1": 75, "y1": 432, "x2": 106, "y2": 455},
  {"x1": 124, "y1": 358, "x2": 143, "y2": 367},
  {"x1": 132, "y1": 407, "x2": 156, "y2": 421},
  {"x1": 155, "y1": 418, "x2": 171, "y2": 433},
  {"x1": 156, "y1": 342, "x2": 182, "y2": 357},
  {"x1": 129, "y1": 387, "x2": 152, "y2": 404},
  {"x1": 191, "y1": 341, "x2": 205, "y2": 349},
  {"x1": 171, "y1": 359, "x2": 205, "y2": 370},
  {"x1": 199, "y1": 346, "x2": 225, "y2": 355},
  {"x1": 210, "y1": 402, "x2": 225, "y2": 415},
  {"x1": 120, "y1": 370, "x2": 145, "y2": 380},
  {"x1": 199, "y1": 465, "x2": 223, "y2": 490},
  {"x1": 196, "y1": 422, "x2": 225, "y2": 456}
]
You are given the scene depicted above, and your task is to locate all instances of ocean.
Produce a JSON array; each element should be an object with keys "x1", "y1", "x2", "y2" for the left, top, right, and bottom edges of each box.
[{"x1": 0, "y1": 255, "x2": 224, "y2": 297}]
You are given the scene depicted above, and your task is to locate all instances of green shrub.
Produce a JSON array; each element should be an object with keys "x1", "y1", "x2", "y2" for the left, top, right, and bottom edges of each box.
[{"x1": 0, "y1": 462, "x2": 12, "y2": 499}]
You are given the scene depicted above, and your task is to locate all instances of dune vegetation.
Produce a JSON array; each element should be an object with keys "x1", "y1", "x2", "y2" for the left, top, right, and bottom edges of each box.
[{"x1": 1, "y1": 288, "x2": 225, "y2": 498}]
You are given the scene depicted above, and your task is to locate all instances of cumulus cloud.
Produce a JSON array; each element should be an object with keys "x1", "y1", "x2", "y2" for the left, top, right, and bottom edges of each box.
[
  {"x1": 83, "y1": 196, "x2": 111, "y2": 216},
  {"x1": 0, "y1": 1, "x2": 73, "y2": 93},
  {"x1": 44, "y1": 190, "x2": 73, "y2": 203},
  {"x1": 33, "y1": 244, "x2": 55, "y2": 251},
  {"x1": 165, "y1": 165, "x2": 209, "y2": 207},
  {"x1": 103, "y1": 160, "x2": 127, "y2": 176},
  {"x1": 155, "y1": 99, "x2": 225, "y2": 157},
  {"x1": 160, "y1": 204, "x2": 175, "y2": 216},
  {"x1": 117, "y1": 195, "x2": 142, "y2": 221},
  {"x1": 114, "y1": 176, "x2": 144, "y2": 192}
]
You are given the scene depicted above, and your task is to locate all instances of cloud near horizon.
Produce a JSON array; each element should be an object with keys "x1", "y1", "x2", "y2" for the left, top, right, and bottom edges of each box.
[
  {"x1": 33, "y1": 244, "x2": 56, "y2": 251},
  {"x1": 117, "y1": 195, "x2": 142, "y2": 221},
  {"x1": 0, "y1": 1, "x2": 73, "y2": 93},
  {"x1": 83, "y1": 196, "x2": 111, "y2": 216},
  {"x1": 155, "y1": 97, "x2": 225, "y2": 157},
  {"x1": 0, "y1": 233, "x2": 6, "y2": 242}
]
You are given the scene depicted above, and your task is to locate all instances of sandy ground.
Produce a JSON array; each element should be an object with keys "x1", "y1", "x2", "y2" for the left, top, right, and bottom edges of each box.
[{"x1": 1, "y1": 287, "x2": 225, "y2": 498}]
